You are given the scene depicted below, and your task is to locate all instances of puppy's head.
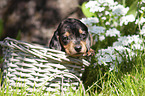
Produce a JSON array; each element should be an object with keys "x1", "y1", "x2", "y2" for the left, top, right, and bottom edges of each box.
[{"x1": 49, "y1": 18, "x2": 92, "y2": 56}]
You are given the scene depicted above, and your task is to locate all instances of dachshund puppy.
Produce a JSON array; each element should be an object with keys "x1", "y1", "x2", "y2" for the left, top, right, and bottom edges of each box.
[{"x1": 49, "y1": 18, "x2": 94, "y2": 57}]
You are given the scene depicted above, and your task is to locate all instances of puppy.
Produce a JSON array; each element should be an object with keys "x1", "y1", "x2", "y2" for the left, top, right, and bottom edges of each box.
[{"x1": 49, "y1": 18, "x2": 94, "y2": 57}]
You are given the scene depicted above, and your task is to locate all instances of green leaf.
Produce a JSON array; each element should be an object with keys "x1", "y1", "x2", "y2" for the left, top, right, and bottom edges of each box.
[
  {"x1": 0, "y1": 19, "x2": 3, "y2": 38},
  {"x1": 81, "y1": 2, "x2": 95, "y2": 17},
  {"x1": 126, "y1": 0, "x2": 138, "y2": 17},
  {"x1": 16, "y1": 30, "x2": 21, "y2": 40}
]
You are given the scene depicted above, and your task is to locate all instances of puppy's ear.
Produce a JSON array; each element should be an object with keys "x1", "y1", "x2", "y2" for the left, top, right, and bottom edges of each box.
[
  {"x1": 49, "y1": 31, "x2": 62, "y2": 50},
  {"x1": 84, "y1": 33, "x2": 95, "y2": 56},
  {"x1": 86, "y1": 33, "x2": 93, "y2": 50}
]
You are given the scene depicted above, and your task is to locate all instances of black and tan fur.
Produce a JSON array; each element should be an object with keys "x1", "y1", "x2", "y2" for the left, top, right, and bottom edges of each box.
[{"x1": 49, "y1": 18, "x2": 94, "y2": 57}]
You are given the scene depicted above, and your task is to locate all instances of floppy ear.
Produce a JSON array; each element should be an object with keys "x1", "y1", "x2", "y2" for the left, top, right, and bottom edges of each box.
[
  {"x1": 86, "y1": 33, "x2": 93, "y2": 51},
  {"x1": 85, "y1": 33, "x2": 95, "y2": 56},
  {"x1": 49, "y1": 31, "x2": 62, "y2": 50}
]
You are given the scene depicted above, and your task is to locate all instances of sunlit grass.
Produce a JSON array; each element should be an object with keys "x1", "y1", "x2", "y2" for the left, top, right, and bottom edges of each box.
[
  {"x1": 85, "y1": 51, "x2": 145, "y2": 96},
  {"x1": 0, "y1": 52, "x2": 144, "y2": 96},
  {"x1": 0, "y1": 0, "x2": 145, "y2": 95}
]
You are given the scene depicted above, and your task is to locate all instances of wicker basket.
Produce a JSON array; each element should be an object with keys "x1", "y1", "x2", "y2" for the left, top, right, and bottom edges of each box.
[{"x1": 0, "y1": 37, "x2": 90, "y2": 95}]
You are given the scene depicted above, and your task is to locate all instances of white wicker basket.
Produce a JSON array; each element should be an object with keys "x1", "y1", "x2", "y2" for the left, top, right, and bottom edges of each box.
[{"x1": 0, "y1": 37, "x2": 90, "y2": 95}]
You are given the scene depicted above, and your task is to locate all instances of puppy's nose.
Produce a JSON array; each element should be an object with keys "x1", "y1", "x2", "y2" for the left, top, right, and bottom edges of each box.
[{"x1": 74, "y1": 45, "x2": 82, "y2": 52}]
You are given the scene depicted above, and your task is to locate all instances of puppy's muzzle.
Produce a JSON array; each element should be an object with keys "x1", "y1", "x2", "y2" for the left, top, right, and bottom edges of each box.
[{"x1": 74, "y1": 45, "x2": 82, "y2": 52}]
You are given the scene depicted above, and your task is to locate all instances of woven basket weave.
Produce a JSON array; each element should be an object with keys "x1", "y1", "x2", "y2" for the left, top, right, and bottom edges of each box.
[{"x1": 0, "y1": 37, "x2": 90, "y2": 94}]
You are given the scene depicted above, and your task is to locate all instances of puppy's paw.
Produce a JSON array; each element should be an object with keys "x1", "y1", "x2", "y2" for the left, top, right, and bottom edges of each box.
[{"x1": 83, "y1": 49, "x2": 95, "y2": 57}]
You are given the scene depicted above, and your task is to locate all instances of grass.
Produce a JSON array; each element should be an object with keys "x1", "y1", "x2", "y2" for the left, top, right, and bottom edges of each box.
[
  {"x1": 0, "y1": 51, "x2": 145, "y2": 96},
  {"x1": 101, "y1": 67, "x2": 145, "y2": 96},
  {"x1": 0, "y1": 4, "x2": 145, "y2": 95}
]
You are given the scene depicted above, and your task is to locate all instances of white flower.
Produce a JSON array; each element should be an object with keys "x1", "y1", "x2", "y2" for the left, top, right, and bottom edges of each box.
[
  {"x1": 109, "y1": 63, "x2": 118, "y2": 72},
  {"x1": 120, "y1": 15, "x2": 135, "y2": 26},
  {"x1": 97, "y1": 56, "x2": 110, "y2": 65},
  {"x1": 102, "y1": 17, "x2": 106, "y2": 20},
  {"x1": 142, "y1": 0, "x2": 145, "y2": 3},
  {"x1": 105, "y1": 22, "x2": 110, "y2": 25},
  {"x1": 98, "y1": 0, "x2": 118, "y2": 6},
  {"x1": 96, "y1": 48, "x2": 113, "y2": 65},
  {"x1": 81, "y1": 18, "x2": 92, "y2": 25},
  {"x1": 112, "y1": 4, "x2": 129, "y2": 16},
  {"x1": 140, "y1": 25, "x2": 145, "y2": 36},
  {"x1": 105, "y1": 11, "x2": 110, "y2": 15},
  {"x1": 131, "y1": 43, "x2": 144, "y2": 50},
  {"x1": 89, "y1": 6, "x2": 105, "y2": 13},
  {"x1": 139, "y1": 6, "x2": 145, "y2": 13},
  {"x1": 85, "y1": 1, "x2": 98, "y2": 9},
  {"x1": 88, "y1": 25, "x2": 105, "y2": 34},
  {"x1": 113, "y1": 36, "x2": 126, "y2": 46},
  {"x1": 85, "y1": 1, "x2": 102, "y2": 13},
  {"x1": 113, "y1": 21, "x2": 118, "y2": 27},
  {"x1": 139, "y1": 10, "x2": 144, "y2": 13},
  {"x1": 141, "y1": 7, "x2": 145, "y2": 10},
  {"x1": 113, "y1": 35, "x2": 143, "y2": 50},
  {"x1": 98, "y1": 0, "x2": 112, "y2": 4},
  {"x1": 135, "y1": 17, "x2": 145, "y2": 25},
  {"x1": 106, "y1": 28, "x2": 120, "y2": 37},
  {"x1": 85, "y1": 0, "x2": 118, "y2": 13},
  {"x1": 127, "y1": 35, "x2": 142, "y2": 44},
  {"x1": 88, "y1": 17, "x2": 99, "y2": 23},
  {"x1": 80, "y1": 17, "x2": 99, "y2": 26},
  {"x1": 99, "y1": 35, "x2": 105, "y2": 41},
  {"x1": 98, "y1": 13, "x2": 103, "y2": 17},
  {"x1": 90, "y1": 6, "x2": 102, "y2": 13},
  {"x1": 96, "y1": 46, "x2": 133, "y2": 66}
]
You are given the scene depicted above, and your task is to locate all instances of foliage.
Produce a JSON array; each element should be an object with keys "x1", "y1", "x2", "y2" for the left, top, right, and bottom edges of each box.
[
  {"x1": 0, "y1": 19, "x2": 3, "y2": 38},
  {"x1": 0, "y1": 54, "x2": 145, "y2": 95},
  {"x1": 81, "y1": 0, "x2": 145, "y2": 92},
  {"x1": 0, "y1": 0, "x2": 145, "y2": 95}
]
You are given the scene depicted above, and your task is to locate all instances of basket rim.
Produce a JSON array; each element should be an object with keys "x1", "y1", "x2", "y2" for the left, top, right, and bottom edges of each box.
[
  {"x1": 1, "y1": 37, "x2": 88, "y2": 95},
  {"x1": 0, "y1": 37, "x2": 90, "y2": 66}
]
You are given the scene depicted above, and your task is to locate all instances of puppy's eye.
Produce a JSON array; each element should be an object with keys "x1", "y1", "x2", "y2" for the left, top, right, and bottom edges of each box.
[
  {"x1": 62, "y1": 36, "x2": 68, "y2": 40},
  {"x1": 81, "y1": 33, "x2": 86, "y2": 39},
  {"x1": 62, "y1": 36, "x2": 69, "y2": 44}
]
